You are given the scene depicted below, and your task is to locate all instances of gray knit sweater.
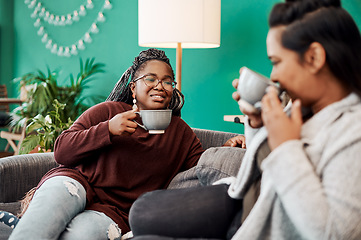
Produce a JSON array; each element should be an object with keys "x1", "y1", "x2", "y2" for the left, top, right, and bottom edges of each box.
[{"x1": 218, "y1": 93, "x2": 361, "y2": 240}]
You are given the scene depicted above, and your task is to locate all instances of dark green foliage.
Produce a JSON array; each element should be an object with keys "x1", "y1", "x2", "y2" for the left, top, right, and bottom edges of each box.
[{"x1": 12, "y1": 58, "x2": 106, "y2": 154}]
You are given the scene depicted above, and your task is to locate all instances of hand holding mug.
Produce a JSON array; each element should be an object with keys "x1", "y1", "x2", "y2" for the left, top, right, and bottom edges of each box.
[
  {"x1": 261, "y1": 87, "x2": 303, "y2": 150},
  {"x1": 232, "y1": 68, "x2": 263, "y2": 128},
  {"x1": 109, "y1": 109, "x2": 138, "y2": 136}
]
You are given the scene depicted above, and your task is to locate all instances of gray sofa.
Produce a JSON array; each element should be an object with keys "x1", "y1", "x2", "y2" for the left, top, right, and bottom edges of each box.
[{"x1": 0, "y1": 128, "x2": 245, "y2": 239}]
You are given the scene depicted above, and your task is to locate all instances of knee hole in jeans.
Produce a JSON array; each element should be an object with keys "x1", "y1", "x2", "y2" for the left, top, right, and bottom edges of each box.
[
  {"x1": 107, "y1": 223, "x2": 121, "y2": 240},
  {"x1": 63, "y1": 180, "x2": 81, "y2": 198}
]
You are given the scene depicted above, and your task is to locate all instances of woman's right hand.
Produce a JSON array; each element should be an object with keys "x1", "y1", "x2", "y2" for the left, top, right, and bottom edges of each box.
[
  {"x1": 232, "y1": 69, "x2": 263, "y2": 128},
  {"x1": 108, "y1": 109, "x2": 138, "y2": 136}
]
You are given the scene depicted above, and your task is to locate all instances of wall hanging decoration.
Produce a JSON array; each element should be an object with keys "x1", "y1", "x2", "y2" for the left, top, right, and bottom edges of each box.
[{"x1": 24, "y1": 0, "x2": 112, "y2": 57}]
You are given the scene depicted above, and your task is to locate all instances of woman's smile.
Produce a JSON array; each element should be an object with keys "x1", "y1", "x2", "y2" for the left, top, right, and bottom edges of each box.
[{"x1": 150, "y1": 92, "x2": 166, "y2": 102}]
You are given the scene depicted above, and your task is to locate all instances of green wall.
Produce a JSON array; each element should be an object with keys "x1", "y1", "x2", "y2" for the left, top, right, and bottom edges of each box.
[
  {"x1": 0, "y1": 0, "x2": 14, "y2": 93},
  {"x1": 3, "y1": 0, "x2": 361, "y2": 135}
]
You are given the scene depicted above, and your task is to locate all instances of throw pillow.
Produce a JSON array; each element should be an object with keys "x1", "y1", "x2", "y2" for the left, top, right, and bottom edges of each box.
[
  {"x1": 196, "y1": 147, "x2": 245, "y2": 186},
  {"x1": 0, "y1": 211, "x2": 19, "y2": 229},
  {"x1": 167, "y1": 167, "x2": 201, "y2": 189}
]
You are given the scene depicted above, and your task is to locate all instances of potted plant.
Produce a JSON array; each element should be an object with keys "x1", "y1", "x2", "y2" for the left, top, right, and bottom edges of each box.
[
  {"x1": 10, "y1": 58, "x2": 106, "y2": 154},
  {"x1": 20, "y1": 99, "x2": 74, "y2": 154}
]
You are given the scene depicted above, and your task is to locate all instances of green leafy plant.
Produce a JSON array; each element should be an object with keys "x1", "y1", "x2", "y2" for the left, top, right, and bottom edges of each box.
[
  {"x1": 19, "y1": 99, "x2": 74, "y2": 154},
  {"x1": 11, "y1": 58, "x2": 106, "y2": 154}
]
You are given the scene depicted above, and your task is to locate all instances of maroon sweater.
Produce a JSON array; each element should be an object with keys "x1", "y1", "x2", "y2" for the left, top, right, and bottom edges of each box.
[{"x1": 39, "y1": 101, "x2": 204, "y2": 232}]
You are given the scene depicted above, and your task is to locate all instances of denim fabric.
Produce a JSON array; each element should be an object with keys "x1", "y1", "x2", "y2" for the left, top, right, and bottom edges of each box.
[
  {"x1": 59, "y1": 210, "x2": 121, "y2": 240},
  {"x1": 9, "y1": 176, "x2": 121, "y2": 240}
]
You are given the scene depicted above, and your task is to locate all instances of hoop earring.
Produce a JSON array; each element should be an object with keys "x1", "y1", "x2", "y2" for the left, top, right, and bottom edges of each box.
[{"x1": 133, "y1": 98, "x2": 137, "y2": 110}]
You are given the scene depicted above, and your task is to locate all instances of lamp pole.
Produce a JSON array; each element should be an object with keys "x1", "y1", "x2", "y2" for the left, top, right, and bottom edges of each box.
[{"x1": 176, "y1": 42, "x2": 182, "y2": 91}]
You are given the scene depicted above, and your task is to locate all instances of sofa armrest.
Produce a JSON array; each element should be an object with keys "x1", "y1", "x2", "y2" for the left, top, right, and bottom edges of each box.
[
  {"x1": 192, "y1": 128, "x2": 240, "y2": 150},
  {"x1": 168, "y1": 129, "x2": 244, "y2": 189},
  {"x1": 0, "y1": 152, "x2": 57, "y2": 203}
]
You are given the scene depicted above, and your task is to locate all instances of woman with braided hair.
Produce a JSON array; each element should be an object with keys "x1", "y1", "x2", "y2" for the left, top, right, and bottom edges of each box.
[
  {"x1": 9, "y1": 48, "x2": 246, "y2": 240},
  {"x1": 106, "y1": 48, "x2": 185, "y2": 116}
]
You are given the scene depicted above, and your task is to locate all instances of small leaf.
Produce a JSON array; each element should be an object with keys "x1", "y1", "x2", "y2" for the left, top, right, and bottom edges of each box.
[{"x1": 19, "y1": 135, "x2": 41, "y2": 154}]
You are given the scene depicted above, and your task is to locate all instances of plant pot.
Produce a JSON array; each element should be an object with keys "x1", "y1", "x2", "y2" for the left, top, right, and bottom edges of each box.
[{"x1": 29, "y1": 145, "x2": 52, "y2": 154}]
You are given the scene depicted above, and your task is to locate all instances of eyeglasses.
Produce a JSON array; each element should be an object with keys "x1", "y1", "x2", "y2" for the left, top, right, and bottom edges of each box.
[{"x1": 133, "y1": 74, "x2": 177, "y2": 91}]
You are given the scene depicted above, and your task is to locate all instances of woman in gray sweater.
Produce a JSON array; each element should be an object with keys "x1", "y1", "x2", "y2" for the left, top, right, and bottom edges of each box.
[{"x1": 129, "y1": 0, "x2": 361, "y2": 239}]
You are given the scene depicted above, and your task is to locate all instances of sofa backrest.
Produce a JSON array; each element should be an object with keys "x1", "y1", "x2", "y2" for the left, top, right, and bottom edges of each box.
[
  {"x1": 192, "y1": 128, "x2": 239, "y2": 150},
  {"x1": 0, "y1": 152, "x2": 57, "y2": 203},
  {"x1": 0, "y1": 128, "x2": 240, "y2": 205}
]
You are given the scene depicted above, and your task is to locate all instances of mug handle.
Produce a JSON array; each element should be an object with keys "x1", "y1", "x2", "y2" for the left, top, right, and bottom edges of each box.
[{"x1": 133, "y1": 112, "x2": 147, "y2": 130}]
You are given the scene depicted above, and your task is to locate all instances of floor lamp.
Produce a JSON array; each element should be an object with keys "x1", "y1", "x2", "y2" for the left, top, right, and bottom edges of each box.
[{"x1": 138, "y1": 0, "x2": 221, "y2": 91}]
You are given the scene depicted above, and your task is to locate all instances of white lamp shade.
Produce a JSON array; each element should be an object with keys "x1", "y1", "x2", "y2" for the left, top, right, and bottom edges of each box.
[{"x1": 138, "y1": 0, "x2": 221, "y2": 48}]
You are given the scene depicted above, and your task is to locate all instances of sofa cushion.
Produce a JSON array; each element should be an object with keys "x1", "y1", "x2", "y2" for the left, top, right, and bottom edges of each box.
[
  {"x1": 167, "y1": 167, "x2": 201, "y2": 189},
  {"x1": 0, "y1": 223, "x2": 12, "y2": 240},
  {"x1": 196, "y1": 147, "x2": 245, "y2": 186},
  {"x1": 0, "y1": 202, "x2": 21, "y2": 216},
  {"x1": 168, "y1": 147, "x2": 245, "y2": 189}
]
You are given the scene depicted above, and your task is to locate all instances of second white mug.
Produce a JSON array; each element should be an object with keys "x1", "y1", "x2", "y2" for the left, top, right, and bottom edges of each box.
[{"x1": 237, "y1": 67, "x2": 279, "y2": 114}]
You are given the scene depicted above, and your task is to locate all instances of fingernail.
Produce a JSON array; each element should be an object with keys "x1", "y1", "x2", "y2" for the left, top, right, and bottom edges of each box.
[
  {"x1": 295, "y1": 99, "x2": 301, "y2": 106},
  {"x1": 266, "y1": 86, "x2": 271, "y2": 92}
]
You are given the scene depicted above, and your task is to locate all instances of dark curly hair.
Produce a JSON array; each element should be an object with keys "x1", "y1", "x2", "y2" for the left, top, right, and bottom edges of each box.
[{"x1": 107, "y1": 49, "x2": 184, "y2": 116}]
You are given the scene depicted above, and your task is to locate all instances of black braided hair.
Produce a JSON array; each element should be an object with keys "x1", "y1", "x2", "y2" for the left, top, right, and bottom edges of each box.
[{"x1": 106, "y1": 48, "x2": 184, "y2": 116}]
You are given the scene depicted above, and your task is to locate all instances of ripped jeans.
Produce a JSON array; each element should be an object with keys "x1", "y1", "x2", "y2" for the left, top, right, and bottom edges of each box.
[{"x1": 9, "y1": 176, "x2": 122, "y2": 240}]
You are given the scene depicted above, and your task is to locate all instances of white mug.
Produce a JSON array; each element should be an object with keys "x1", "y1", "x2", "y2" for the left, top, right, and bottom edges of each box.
[
  {"x1": 237, "y1": 67, "x2": 279, "y2": 114},
  {"x1": 134, "y1": 109, "x2": 172, "y2": 134}
]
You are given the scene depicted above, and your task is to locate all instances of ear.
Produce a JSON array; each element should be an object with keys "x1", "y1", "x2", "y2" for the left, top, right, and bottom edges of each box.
[
  {"x1": 304, "y1": 42, "x2": 326, "y2": 74},
  {"x1": 130, "y1": 82, "x2": 136, "y2": 97}
]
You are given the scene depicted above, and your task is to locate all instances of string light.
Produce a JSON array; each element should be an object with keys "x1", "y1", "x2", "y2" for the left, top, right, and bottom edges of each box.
[
  {"x1": 78, "y1": 40, "x2": 85, "y2": 50},
  {"x1": 79, "y1": 5, "x2": 87, "y2": 16},
  {"x1": 84, "y1": 33, "x2": 92, "y2": 43},
  {"x1": 45, "y1": 39, "x2": 52, "y2": 49},
  {"x1": 104, "y1": 0, "x2": 112, "y2": 10},
  {"x1": 91, "y1": 23, "x2": 99, "y2": 34},
  {"x1": 37, "y1": 26, "x2": 44, "y2": 35},
  {"x1": 86, "y1": 0, "x2": 94, "y2": 9},
  {"x1": 64, "y1": 47, "x2": 71, "y2": 57},
  {"x1": 25, "y1": 0, "x2": 111, "y2": 57},
  {"x1": 41, "y1": 33, "x2": 48, "y2": 43},
  {"x1": 65, "y1": 14, "x2": 72, "y2": 25},
  {"x1": 71, "y1": 45, "x2": 78, "y2": 55},
  {"x1": 97, "y1": 12, "x2": 105, "y2": 22},
  {"x1": 58, "y1": 46, "x2": 64, "y2": 56},
  {"x1": 34, "y1": 18, "x2": 41, "y2": 27},
  {"x1": 51, "y1": 44, "x2": 58, "y2": 54}
]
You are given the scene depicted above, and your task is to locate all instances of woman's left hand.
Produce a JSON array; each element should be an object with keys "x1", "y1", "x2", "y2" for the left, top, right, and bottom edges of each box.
[
  {"x1": 261, "y1": 86, "x2": 303, "y2": 150},
  {"x1": 223, "y1": 135, "x2": 246, "y2": 148}
]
